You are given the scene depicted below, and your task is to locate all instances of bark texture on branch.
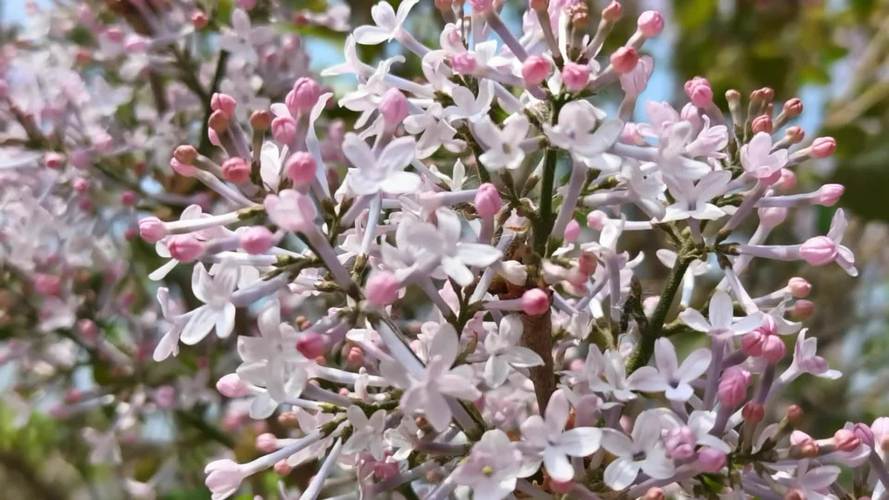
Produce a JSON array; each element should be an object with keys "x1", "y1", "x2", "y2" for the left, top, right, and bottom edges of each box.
[{"x1": 522, "y1": 308, "x2": 555, "y2": 413}]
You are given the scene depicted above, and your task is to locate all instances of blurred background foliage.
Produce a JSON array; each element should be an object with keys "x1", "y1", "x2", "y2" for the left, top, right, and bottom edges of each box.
[{"x1": 1, "y1": 0, "x2": 889, "y2": 498}]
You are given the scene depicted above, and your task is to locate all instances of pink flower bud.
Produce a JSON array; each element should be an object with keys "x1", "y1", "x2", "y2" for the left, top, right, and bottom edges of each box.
[
  {"x1": 718, "y1": 366, "x2": 750, "y2": 409},
  {"x1": 561, "y1": 62, "x2": 591, "y2": 92},
  {"x1": 174, "y1": 145, "x2": 198, "y2": 165},
  {"x1": 167, "y1": 235, "x2": 204, "y2": 262},
  {"x1": 470, "y1": 0, "x2": 493, "y2": 12},
  {"x1": 250, "y1": 110, "x2": 272, "y2": 131},
  {"x1": 779, "y1": 406, "x2": 801, "y2": 426},
  {"x1": 787, "y1": 277, "x2": 811, "y2": 298},
  {"x1": 811, "y1": 136, "x2": 836, "y2": 158},
  {"x1": 211, "y1": 93, "x2": 237, "y2": 119},
  {"x1": 450, "y1": 52, "x2": 478, "y2": 75},
  {"x1": 741, "y1": 329, "x2": 766, "y2": 357},
  {"x1": 237, "y1": 0, "x2": 257, "y2": 10},
  {"x1": 33, "y1": 273, "x2": 62, "y2": 296},
  {"x1": 44, "y1": 152, "x2": 66, "y2": 169},
  {"x1": 216, "y1": 373, "x2": 251, "y2": 398},
  {"x1": 256, "y1": 433, "x2": 278, "y2": 453},
  {"x1": 776, "y1": 168, "x2": 797, "y2": 192},
  {"x1": 208, "y1": 109, "x2": 230, "y2": 133},
  {"x1": 274, "y1": 460, "x2": 293, "y2": 476},
  {"x1": 222, "y1": 157, "x2": 251, "y2": 183},
  {"x1": 643, "y1": 488, "x2": 665, "y2": 500},
  {"x1": 139, "y1": 217, "x2": 168, "y2": 243},
  {"x1": 663, "y1": 426, "x2": 696, "y2": 460},
  {"x1": 783, "y1": 97, "x2": 803, "y2": 117},
  {"x1": 170, "y1": 158, "x2": 198, "y2": 177},
  {"x1": 549, "y1": 479, "x2": 574, "y2": 494},
  {"x1": 272, "y1": 116, "x2": 298, "y2": 144},
  {"x1": 521, "y1": 289, "x2": 550, "y2": 316},
  {"x1": 637, "y1": 10, "x2": 664, "y2": 37},
  {"x1": 751, "y1": 114, "x2": 773, "y2": 134},
  {"x1": 760, "y1": 334, "x2": 786, "y2": 364},
  {"x1": 586, "y1": 210, "x2": 608, "y2": 230},
  {"x1": 296, "y1": 332, "x2": 328, "y2": 359},
  {"x1": 522, "y1": 56, "x2": 552, "y2": 86},
  {"x1": 815, "y1": 184, "x2": 844, "y2": 206},
  {"x1": 191, "y1": 10, "x2": 208, "y2": 29},
  {"x1": 240, "y1": 226, "x2": 274, "y2": 254},
  {"x1": 287, "y1": 77, "x2": 322, "y2": 115},
  {"x1": 285, "y1": 151, "x2": 317, "y2": 187},
  {"x1": 374, "y1": 460, "x2": 400, "y2": 481},
  {"x1": 601, "y1": 1, "x2": 623, "y2": 22},
  {"x1": 684, "y1": 77, "x2": 713, "y2": 108},
  {"x1": 77, "y1": 319, "x2": 99, "y2": 342},
  {"x1": 578, "y1": 252, "x2": 598, "y2": 275},
  {"x1": 834, "y1": 429, "x2": 860, "y2": 452},
  {"x1": 610, "y1": 46, "x2": 639, "y2": 74},
  {"x1": 757, "y1": 207, "x2": 787, "y2": 229},
  {"x1": 366, "y1": 271, "x2": 401, "y2": 307},
  {"x1": 852, "y1": 423, "x2": 875, "y2": 448},
  {"x1": 379, "y1": 88, "x2": 409, "y2": 127},
  {"x1": 346, "y1": 346, "x2": 365, "y2": 367},
  {"x1": 742, "y1": 402, "x2": 765, "y2": 423},
  {"x1": 121, "y1": 191, "x2": 137, "y2": 207},
  {"x1": 474, "y1": 183, "x2": 502, "y2": 218},
  {"x1": 564, "y1": 219, "x2": 580, "y2": 243},
  {"x1": 785, "y1": 126, "x2": 805, "y2": 144},
  {"x1": 800, "y1": 236, "x2": 838, "y2": 266},
  {"x1": 785, "y1": 489, "x2": 806, "y2": 500},
  {"x1": 73, "y1": 178, "x2": 90, "y2": 193},
  {"x1": 791, "y1": 299, "x2": 815, "y2": 320},
  {"x1": 696, "y1": 447, "x2": 726, "y2": 473}
]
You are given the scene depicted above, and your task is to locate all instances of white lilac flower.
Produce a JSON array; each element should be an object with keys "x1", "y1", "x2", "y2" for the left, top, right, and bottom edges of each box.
[
  {"x1": 236, "y1": 302, "x2": 311, "y2": 418},
  {"x1": 518, "y1": 389, "x2": 603, "y2": 481},
  {"x1": 661, "y1": 170, "x2": 732, "y2": 222},
  {"x1": 343, "y1": 133, "x2": 420, "y2": 195},
  {"x1": 443, "y1": 80, "x2": 495, "y2": 123},
  {"x1": 452, "y1": 429, "x2": 523, "y2": 500},
  {"x1": 544, "y1": 100, "x2": 623, "y2": 161},
  {"x1": 179, "y1": 264, "x2": 240, "y2": 345},
  {"x1": 482, "y1": 314, "x2": 544, "y2": 388},
  {"x1": 628, "y1": 337, "x2": 711, "y2": 402},
  {"x1": 472, "y1": 115, "x2": 530, "y2": 171},
  {"x1": 219, "y1": 9, "x2": 275, "y2": 66},
  {"x1": 342, "y1": 406, "x2": 387, "y2": 460},
  {"x1": 741, "y1": 132, "x2": 788, "y2": 180},
  {"x1": 380, "y1": 324, "x2": 480, "y2": 431},
  {"x1": 353, "y1": 0, "x2": 418, "y2": 45},
  {"x1": 601, "y1": 409, "x2": 676, "y2": 490},
  {"x1": 679, "y1": 290, "x2": 764, "y2": 339}
]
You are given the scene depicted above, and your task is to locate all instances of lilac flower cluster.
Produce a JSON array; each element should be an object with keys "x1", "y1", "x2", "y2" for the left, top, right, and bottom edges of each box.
[{"x1": 1, "y1": 0, "x2": 883, "y2": 499}]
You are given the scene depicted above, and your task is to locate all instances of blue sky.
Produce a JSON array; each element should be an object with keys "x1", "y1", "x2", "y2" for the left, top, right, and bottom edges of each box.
[{"x1": 3, "y1": 0, "x2": 49, "y2": 25}]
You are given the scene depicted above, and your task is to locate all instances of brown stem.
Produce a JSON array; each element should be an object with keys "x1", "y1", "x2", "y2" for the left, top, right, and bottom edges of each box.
[{"x1": 522, "y1": 308, "x2": 555, "y2": 412}]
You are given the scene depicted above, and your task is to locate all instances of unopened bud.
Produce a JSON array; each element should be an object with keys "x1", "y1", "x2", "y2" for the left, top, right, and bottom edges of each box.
[
  {"x1": 610, "y1": 46, "x2": 639, "y2": 74},
  {"x1": 174, "y1": 145, "x2": 198, "y2": 165},
  {"x1": 783, "y1": 97, "x2": 803, "y2": 117},
  {"x1": 250, "y1": 110, "x2": 272, "y2": 131},
  {"x1": 751, "y1": 114, "x2": 773, "y2": 134},
  {"x1": 601, "y1": 1, "x2": 622, "y2": 22},
  {"x1": 208, "y1": 110, "x2": 230, "y2": 133},
  {"x1": 222, "y1": 157, "x2": 251, "y2": 183},
  {"x1": 785, "y1": 126, "x2": 805, "y2": 144},
  {"x1": 811, "y1": 136, "x2": 837, "y2": 158},
  {"x1": 637, "y1": 10, "x2": 664, "y2": 37},
  {"x1": 521, "y1": 289, "x2": 550, "y2": 316}
]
